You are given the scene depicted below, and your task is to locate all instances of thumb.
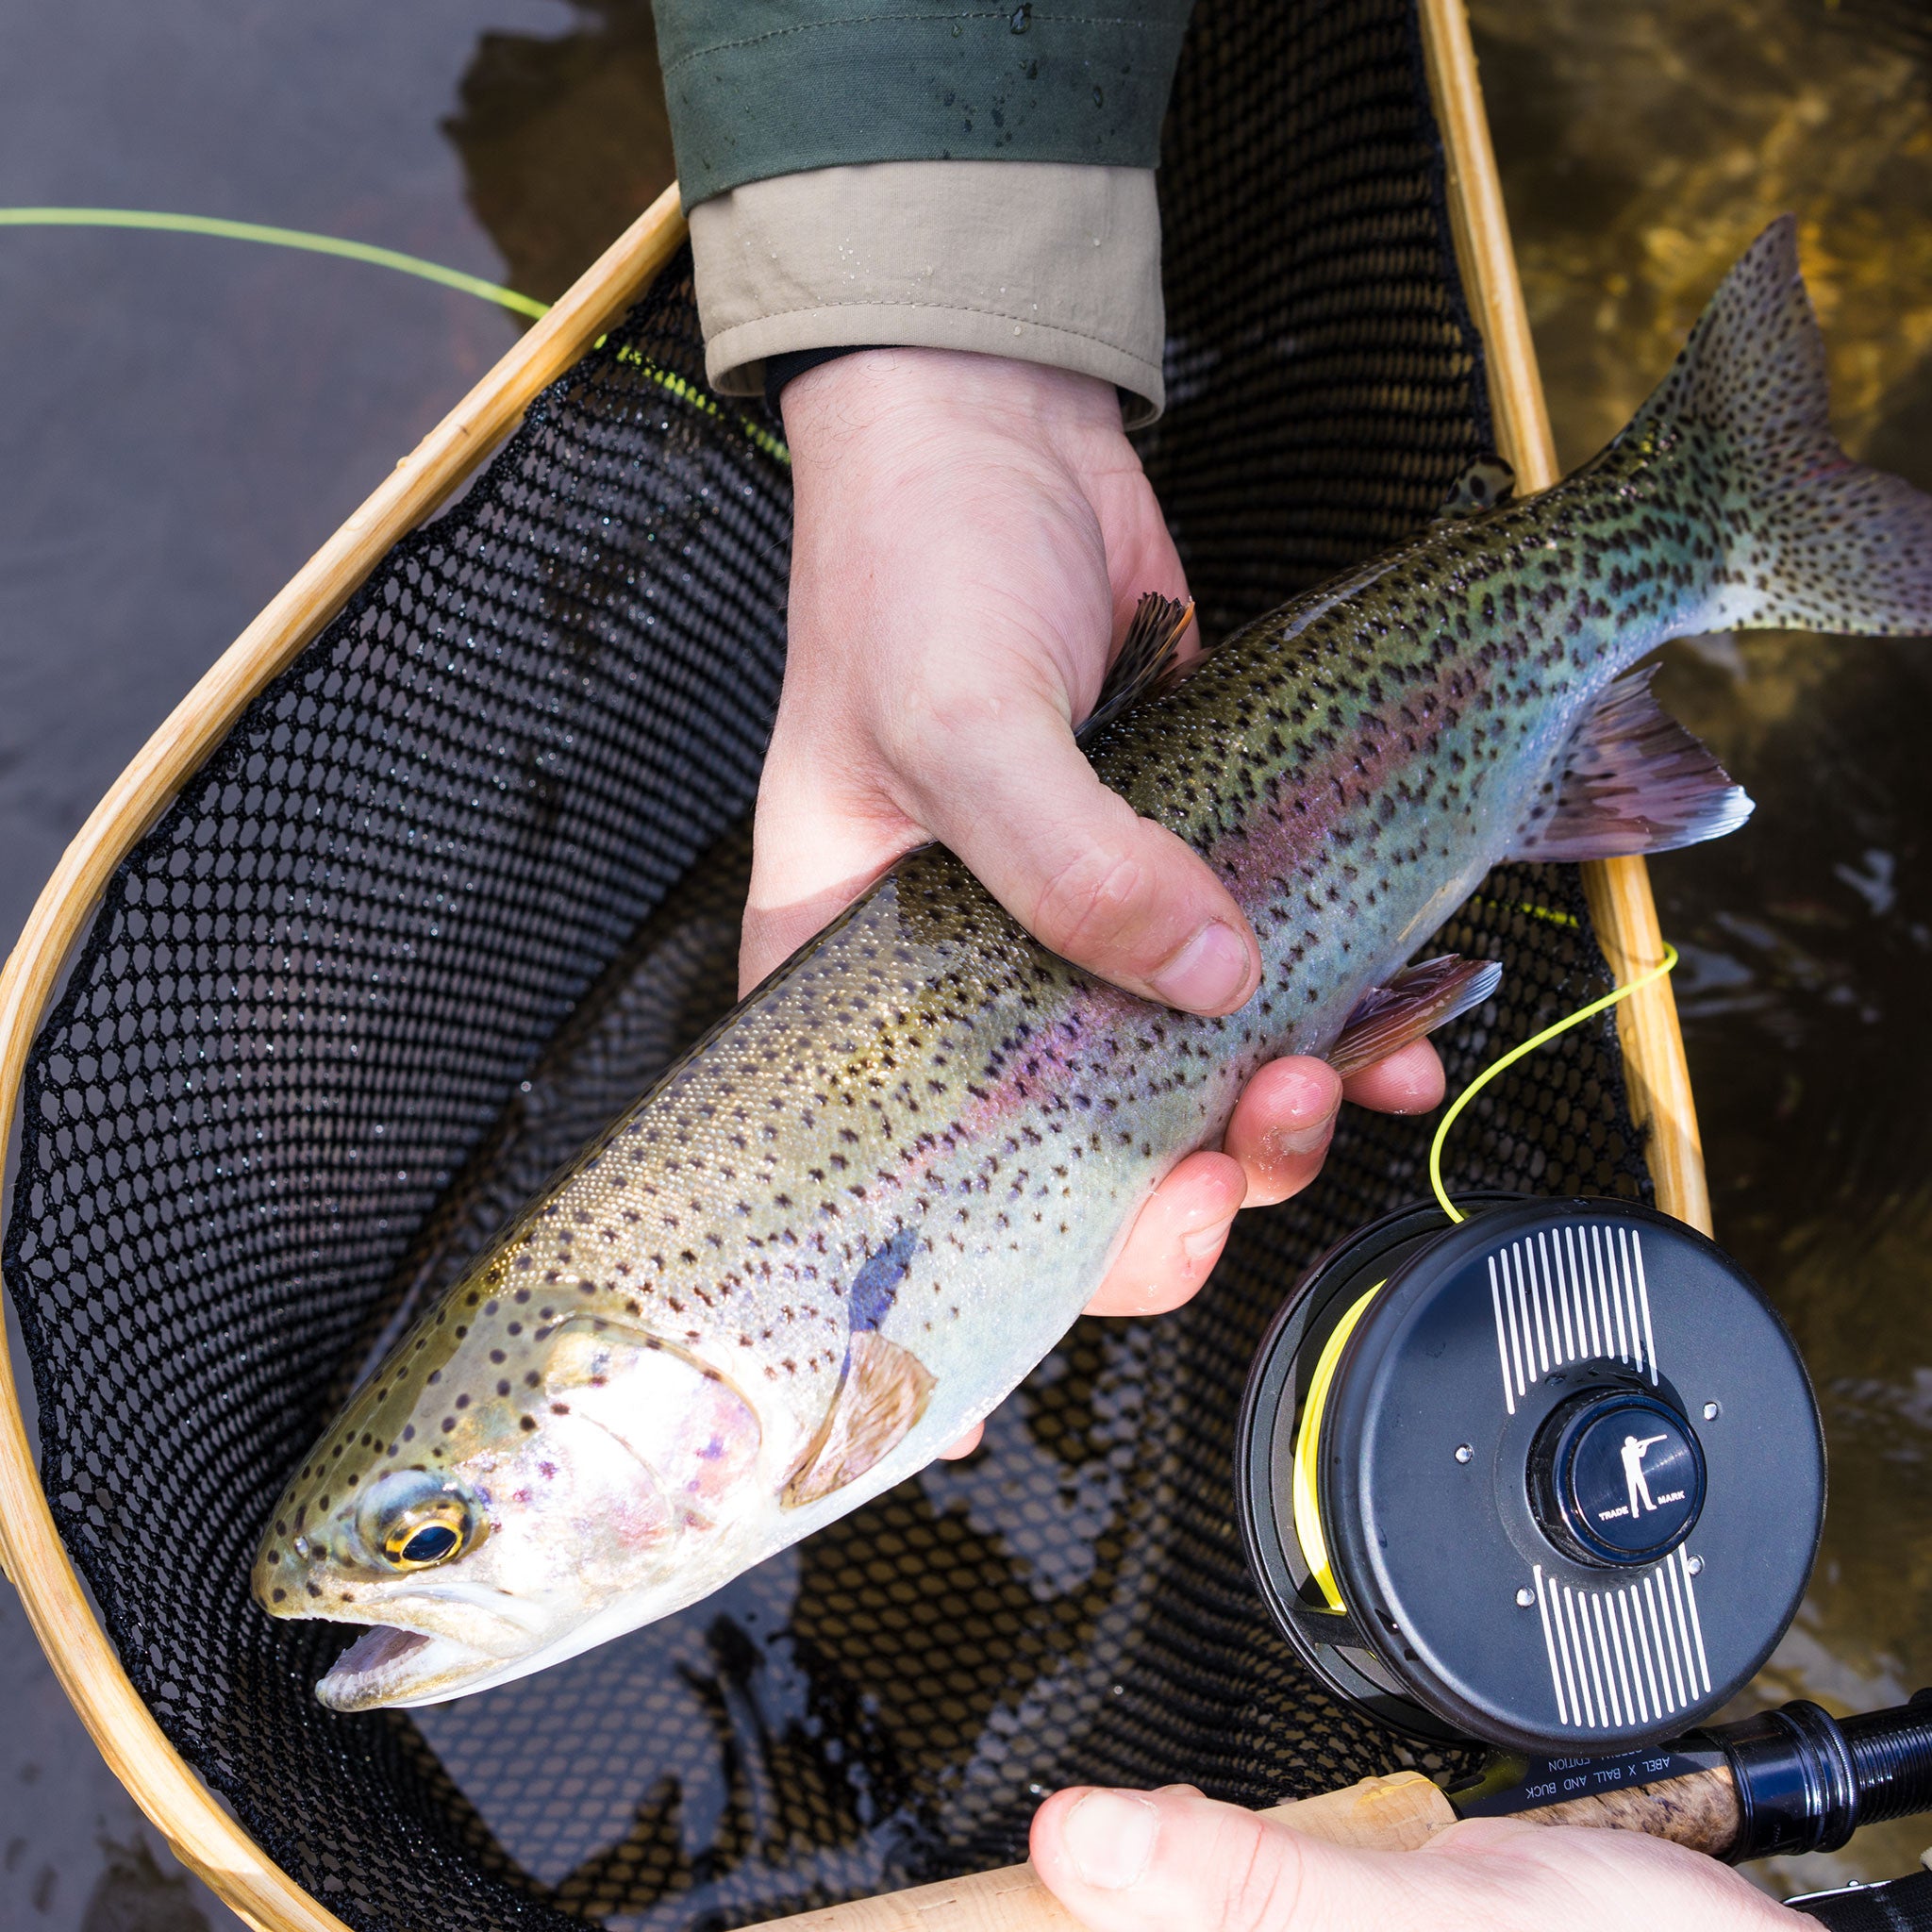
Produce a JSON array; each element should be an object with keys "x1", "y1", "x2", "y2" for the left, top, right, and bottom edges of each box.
[
  {"x1": 1030, "y1": 1784, "x2": 1436, "y2": 1932},
  {"x1": 901, "y1": 698, "x2": 1260, "y2": 1014}
]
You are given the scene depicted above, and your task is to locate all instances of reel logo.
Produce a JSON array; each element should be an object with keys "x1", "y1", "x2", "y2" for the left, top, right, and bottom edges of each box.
[
  {"x1": 1563, "y1": 1403, "x2": 1702, "y2": 1557},
  {"x1": 1533, "y1": 1395, "x2": 1713, "y2": 1732},
  {"x1": 1600, "y1": 1432, "x2": 1690, "y2": 1524}
]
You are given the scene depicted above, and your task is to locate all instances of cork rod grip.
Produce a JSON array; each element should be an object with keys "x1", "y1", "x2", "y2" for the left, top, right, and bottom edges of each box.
[{"x1": 1514, "y1": 1764, "x2": 1741, "y2": 1857}]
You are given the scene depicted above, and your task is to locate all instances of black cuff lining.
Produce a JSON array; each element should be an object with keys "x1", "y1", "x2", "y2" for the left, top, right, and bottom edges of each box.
[{"x1": 763, "y1": 345, "x2": 887, "y2": 416}]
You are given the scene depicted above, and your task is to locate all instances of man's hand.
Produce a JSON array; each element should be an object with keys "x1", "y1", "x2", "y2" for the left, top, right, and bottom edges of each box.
[
  {"x1": 1030, "y1": 1784, "x2": 1790, "y2": 1931},
  {"x1": 761, "y1": 349, "x2": 1443, "y2": 1453}
]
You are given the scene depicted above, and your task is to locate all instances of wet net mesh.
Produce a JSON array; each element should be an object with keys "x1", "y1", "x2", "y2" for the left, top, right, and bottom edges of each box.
[{"x1": 5, "y1": 1, "x2": 1649, "y2": 1926}]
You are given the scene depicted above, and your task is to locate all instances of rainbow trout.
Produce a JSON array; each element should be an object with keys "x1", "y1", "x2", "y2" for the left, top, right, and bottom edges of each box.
[{"x1": 257, "y1": 220, "x2": 1931, "y2": 1709}]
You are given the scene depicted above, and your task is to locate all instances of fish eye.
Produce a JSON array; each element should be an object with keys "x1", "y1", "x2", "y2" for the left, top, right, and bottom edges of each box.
[
  {"x1": 383, "y1": 1502, "x2": 471, "y2": 1570},
  {"x1": 358, "y1": 1471, "x2": 479, "y2": 1572}
]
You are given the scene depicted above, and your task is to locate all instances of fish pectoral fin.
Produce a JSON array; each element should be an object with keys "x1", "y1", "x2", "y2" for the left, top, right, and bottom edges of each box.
[
  {"x1": 1075, "y1": 592, "x2": 1196, "y2": 745},
  {"x1": 1433, "y1": 456, "x2": 1516, "y2": 520},
  {"x1": 781, "y1": 1332, "x2": 937, "y2": 1509},
  {"x1": 1328, "y1": 956, "x2": 1502, "y2": 1080},
  {"x1": 1508, "y1": 665, "x2": 1754, "y2": 862}
]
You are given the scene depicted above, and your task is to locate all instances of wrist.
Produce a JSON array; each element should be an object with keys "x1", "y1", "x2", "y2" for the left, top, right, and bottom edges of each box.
[{"x1": 779, "y1": 348, "x2": 1125, "y2": 457}]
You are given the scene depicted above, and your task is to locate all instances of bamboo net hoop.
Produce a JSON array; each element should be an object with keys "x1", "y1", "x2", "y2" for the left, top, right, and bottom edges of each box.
[
  {"x1": 1417, "y1": 0, "x2": 1713, "y2": 1237},
  {"x1": 0, "y1": 4, "x2": 1714, "y2": 1924}
]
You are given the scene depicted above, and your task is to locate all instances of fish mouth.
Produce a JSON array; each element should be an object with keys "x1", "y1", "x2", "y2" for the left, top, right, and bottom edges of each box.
[{"x1": 315, "y1": 1624, "x2": 502, "y2": 1712}]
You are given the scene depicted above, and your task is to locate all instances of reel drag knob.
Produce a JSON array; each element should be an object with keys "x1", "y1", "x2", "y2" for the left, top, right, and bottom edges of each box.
[
  {"x1": 1236, "y1": 1196, "x2": 1824, "y2": 1757},
  {"x1": 1528, "y1": 1387, "x2": 1707, "y2": 1569}
]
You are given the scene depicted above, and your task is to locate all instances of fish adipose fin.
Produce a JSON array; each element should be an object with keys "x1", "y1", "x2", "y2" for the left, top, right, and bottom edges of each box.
[
  {"x1": 1328, "y1": 955, "x2": 1502, "y2": 1080},
  {"x1": 1633, "y1": 215, "x2": 1932, "y2": 637},
  {"x1": 781, "y1": 1332, "x2": 936, "y2": 1509},
  {"x1": 1077, "y1": 593, "x2": 1196, "y2": 744},
  {"x1": 1434, "y1": 456, "x2": 1516, "y2": 521},
  {"x1": 1509, "y1": 665, "x2": 1754, "y2": 862}
]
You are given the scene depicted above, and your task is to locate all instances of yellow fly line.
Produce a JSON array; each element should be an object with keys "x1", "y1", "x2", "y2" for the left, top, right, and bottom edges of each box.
[
  {"x1": 0, "y1": 205, "x2": 791, "y2": 465},
  {"x1": 1293, "y1": 939, "x2": 1683, "y2": 1613},
  {"x1": 1429, "y1": 942, "x2": 1681, "y2": 1224},
  {"x1": 0, "y1": 206, "x2": 550, "y2": 317}
]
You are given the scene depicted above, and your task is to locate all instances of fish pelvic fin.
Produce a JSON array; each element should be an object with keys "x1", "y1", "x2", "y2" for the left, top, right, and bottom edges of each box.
[
  {"x1": 781, "y1": 1331, "x2": 936, "y2": 1509},
  {"x1": 1625, "y1": 215, "x2": 1932, "y2": 638},
  {"x1": 1328, "y1": 955, "x2": 1502, "y2": 1081},
  {"x1": 1509, "y1": 665, "x2": 1754, "y2": 862}
]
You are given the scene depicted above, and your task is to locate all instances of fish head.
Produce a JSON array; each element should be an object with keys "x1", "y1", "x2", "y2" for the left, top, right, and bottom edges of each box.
[{"x1": 251, "y1": 1284, "x2": 765, "y2": 1710}]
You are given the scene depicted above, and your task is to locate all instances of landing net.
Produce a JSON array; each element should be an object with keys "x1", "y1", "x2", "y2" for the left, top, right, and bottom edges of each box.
[{"x1": 4, "y1": 1, "x2": 1648, "y2": 1924}]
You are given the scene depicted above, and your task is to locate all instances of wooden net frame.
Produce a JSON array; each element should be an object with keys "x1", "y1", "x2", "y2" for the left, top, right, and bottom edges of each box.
[{"x1": 0, "y1": 8, "x2": 1707, "y2": 1927}]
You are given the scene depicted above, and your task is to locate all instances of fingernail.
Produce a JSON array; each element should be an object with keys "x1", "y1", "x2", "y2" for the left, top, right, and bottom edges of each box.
[
  {"x1": 1149, "y1": 922, "x2": 1251, "y2": 1012},
  {"x1": 1265, "y1": 1113, "x2": 1337, "y2": 1160},
  {"x1": 1180, "y1": 1216, "x2": 1235, "y2": 1261},
  {"x1": 1064, "y1": 1790, "x2": 1159, "y2": 1890}
]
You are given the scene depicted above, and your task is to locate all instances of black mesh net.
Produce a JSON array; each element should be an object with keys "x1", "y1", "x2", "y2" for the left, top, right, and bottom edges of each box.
[{"x1": 4, "y1": 1, "x2": 1649, "y2": 1927}]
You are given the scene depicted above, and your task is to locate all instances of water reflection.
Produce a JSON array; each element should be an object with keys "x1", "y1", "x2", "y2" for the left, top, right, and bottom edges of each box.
[
  {"x1": 444, "y1": 0, "x2": 674, "y2": 306},
  {"x1": 1474, "y1": 0, "x2": 1932, "y2": 1890}
]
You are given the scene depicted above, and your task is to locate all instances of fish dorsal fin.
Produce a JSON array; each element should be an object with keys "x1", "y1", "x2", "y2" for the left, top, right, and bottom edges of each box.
[
  {"x1": 1508, "y1": 666, "x2": 1754, "y2": 862},
  {"x1": 1434, "y1": 456, "x2": 1516, "y2": 521},
  {"x1": 544, "y1": 1319, "x2": 762, "y2": 1518},
  {"x1": 1076, "y1": 593, "x2": 1195, "y2": 746},
  {"x1": 1328, "y1": 955, "x2": 1502, "y2": 1080},
  {"x1": 781, "y1": 1331, "x2": 936, "y2": 1509}
]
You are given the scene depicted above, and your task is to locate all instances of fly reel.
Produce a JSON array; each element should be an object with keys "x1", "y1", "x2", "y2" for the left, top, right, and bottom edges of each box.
[{"x1": 1236, "y1": 1195, "x2": 1824, "y2": 1757}]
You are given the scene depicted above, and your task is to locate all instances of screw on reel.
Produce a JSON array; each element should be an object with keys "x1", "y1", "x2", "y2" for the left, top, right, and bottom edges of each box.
[{"x1": 1236, "y1": 1195, "x2": 1824, "y2": 1757}]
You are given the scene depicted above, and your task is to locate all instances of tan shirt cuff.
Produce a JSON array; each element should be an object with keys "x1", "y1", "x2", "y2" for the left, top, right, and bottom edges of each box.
[{"x1": 689, "y1": 160, "x2": 1166, "y2": 427}]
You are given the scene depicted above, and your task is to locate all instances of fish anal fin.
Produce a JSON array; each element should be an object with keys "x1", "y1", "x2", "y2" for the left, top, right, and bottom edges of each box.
[
  {"x1": 1329, "y1": 956, "x2": 1502, "y2": 1080},
  {"x1": 1510, "y1": 666, "x2": 1754, "y2": 863},
  {"x1": 781, "y1": 1331, "x2": 937, "y2": 1509},
  {"x1": 1076, "y1": 593, "x2": 1195, "y2": 746},
  {"x1": 1434, "y1": 456, "x2": 1516, "y2": 520}
]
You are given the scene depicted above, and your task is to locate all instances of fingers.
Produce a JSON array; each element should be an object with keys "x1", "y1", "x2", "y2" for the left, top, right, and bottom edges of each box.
[
  {"x1": 1341, "y1": 1038, "x2": 1444, "y2": 1113},
  {"x1": 1085, "y1": 1151, "x2": 1247, "y2": 1316},
  {"x1": 1032, "y1": 1789, "x2": 1793, "y2": 1932},
  {"x1": 898, "y1": 699, "x2": 1260, "y2": 1015},
  {"x1": 1031, "y1": 1784, "x2": 1425, "y2": 1932},
  {"x1": 1224, "y1": 1058, "x2": 1343, "y2": 1208},
  {"x1": 938, "y1": 1421, "x2": 984, "y2": 1460}
]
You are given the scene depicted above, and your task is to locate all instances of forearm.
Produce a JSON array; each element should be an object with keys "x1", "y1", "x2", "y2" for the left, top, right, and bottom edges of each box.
[
  {"x1": 691, "y1": 160, "x2": 1165, "y2": 421},
  {"x1": 650, "y1": 0, "x2": 1193, "y2": 422},
  {"x1": 653, "y1": 0, "x2": 1192, "y2": 204}
]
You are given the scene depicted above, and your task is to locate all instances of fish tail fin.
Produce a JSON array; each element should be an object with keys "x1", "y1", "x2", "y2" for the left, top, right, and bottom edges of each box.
[{"x1": 1627, "y1": 215, "x2": 1932, "y2": 638}]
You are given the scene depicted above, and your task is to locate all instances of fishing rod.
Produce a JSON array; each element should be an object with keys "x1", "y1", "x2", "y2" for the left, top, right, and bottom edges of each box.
[
  {"x1": 737, "y1": 958, "x2": 1932, "y2": 1931},
  {"x1": 740, "y1": 1189, "x2": 1932, "y2": 1932}
]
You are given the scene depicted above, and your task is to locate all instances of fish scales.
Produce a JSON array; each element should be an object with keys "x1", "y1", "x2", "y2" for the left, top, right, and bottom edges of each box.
[{"x1": 257, "y1": 219, "x2": 1932, "y2": 1708}]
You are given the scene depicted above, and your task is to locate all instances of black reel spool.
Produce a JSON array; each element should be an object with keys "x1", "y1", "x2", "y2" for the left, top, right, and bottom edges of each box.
[{"x1": 1237, "y1": 1195, "x2": 1825, "y2": 1757}]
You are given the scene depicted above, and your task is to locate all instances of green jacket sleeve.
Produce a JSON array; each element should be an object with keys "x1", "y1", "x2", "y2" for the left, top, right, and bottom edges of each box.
[{"x1": 652, "y1": 1, "x2": 1194, "y2": 208}]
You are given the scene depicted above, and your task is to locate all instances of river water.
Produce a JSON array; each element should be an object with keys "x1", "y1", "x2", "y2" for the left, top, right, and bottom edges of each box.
[
  {"x1": 1473, "y1": 0, "x2": 1932, "y2": 1890},
  {"x1": 1, "y1": 0, "x2": 1926, "y2": 1921}
]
